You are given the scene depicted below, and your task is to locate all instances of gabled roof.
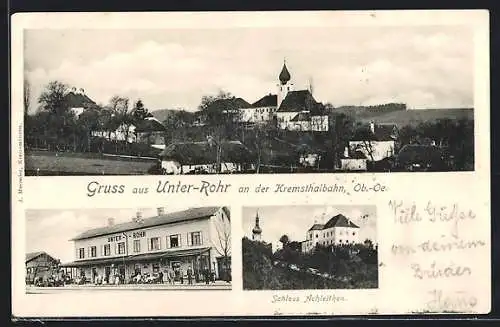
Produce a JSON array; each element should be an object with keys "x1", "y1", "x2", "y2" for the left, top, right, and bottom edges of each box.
[
  {"x1": 207, "y1": 97, "x2": 251, "y2": 111},
  {"x1": 277, "y1": 90, "x2": 324, "y2": 114},
  {"x1": 26, "y1": 251, "x2": 57, "y2": 263},
  {"x1": 160, "y1": 140, "x2": 254, "y2": 165},
  {"x1": 135, "y1": 116, "x2": 166, "y2": 132},
  {"x1": 396, "y1": 144, "x2": 444, "y2": 165},
  {"x1": 308, "y1": 223, "x2": 325, "y2": 231},
  {"x1": 323, "y1": 214, "x2": 359, "y2": 229},
  {"x1": 71, "y1": 207, "x2": 225, "y2": 241},
  {"x1": 65, "y1": 91, "x2": 96, "y2": 108},
  {"x1": 351, "y1": 123, "x2": 398, "y2": 142},
  {"x1": 252, "y1": 94, "x2": 277, "y2": 108},
  {"x1": 290, "y1": 112, "x2": 310, "y2": 122}
]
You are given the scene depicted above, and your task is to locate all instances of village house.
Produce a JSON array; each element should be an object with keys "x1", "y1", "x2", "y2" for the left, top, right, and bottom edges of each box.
[
  {"x1": 159, "y1": 140, "x2": 255, "y2": 174},
  {"x1": 348, "y1": 121, "x2": 399, "y2": 162},
  {"x1": 66, "y1": 88, "x2": 97, "y2": 116},
  {"x1": 91, "y1": 116, "x2": 166, "y2": 148},
  {"x1": 26, "y1": 251, "x2": 60, "y2": 284},
  {"x1": 134, "y1": 116, "x2": 167, "y2": 149},
  {"x1": 61, "y1": 207, "x2": 231, "y2": 284},
  {"x1": 239, "y1": 94, "x2": 278, "y2": 125},
  {"x1": 301, "y1": 214, "x2": 360, "y2": 253}
]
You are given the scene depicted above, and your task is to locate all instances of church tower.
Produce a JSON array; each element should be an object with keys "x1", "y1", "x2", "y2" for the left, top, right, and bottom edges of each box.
[
  {"x1": 277, "y1": 60, "x2": 293, "y2": 109},
  {"x1": 252, "y1": 210, "x2": 262, "y2": 241}
]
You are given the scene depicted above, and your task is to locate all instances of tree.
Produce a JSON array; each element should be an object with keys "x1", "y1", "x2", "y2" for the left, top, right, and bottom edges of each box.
[
  {"x1": 37, "y1": 81, "x2": 77, "y2": 151},
  {"x1": 213, "y1": 208, "x2": 231, "y2": 281},
  {"x1": 131, "y1": 99, "x2": 152, "y2": 122},
  {"x1": 279, "y1": 234, "x2": 290, "y2": 246},
  {"x1": 328, "y1": 112, "x2": 355, "y2": 169},
  {"x1": 197, "y1": 90, "x2": 243, "y2": 173},
  {"x1": 24, "y1": 78, "x2": 31, "y2": 116}
]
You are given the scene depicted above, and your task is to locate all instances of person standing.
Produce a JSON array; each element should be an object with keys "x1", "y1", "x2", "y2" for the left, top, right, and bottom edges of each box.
[
  {"x1": 179, "y1": 268, "x2": 184, "y2": 285},
  {"x1": 187, "y1": 267, "x2": 193, "y2": 285},
  {"x1": 158, "y1": 271, "x2": 164, "y2": 284}
]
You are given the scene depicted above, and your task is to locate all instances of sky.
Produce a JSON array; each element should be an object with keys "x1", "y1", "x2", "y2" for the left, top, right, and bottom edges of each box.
[
  {"x1": 25, "y1": 205, "x2": 191, "y2": 264},
  {"x1": 24, "y1": 26, "x2": 473, "y2": 114},
  {"x1": 242, "y1": 205, "x2": 377, "y2": 249}
]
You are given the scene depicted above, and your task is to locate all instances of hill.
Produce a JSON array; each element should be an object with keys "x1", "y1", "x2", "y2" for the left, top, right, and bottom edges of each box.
[
  {"x1": 242, "y1": 237, "x2": 378, "y2": 290},
  {"x1": 357, "y1": 108, "x2": 474, "y2": 126}
]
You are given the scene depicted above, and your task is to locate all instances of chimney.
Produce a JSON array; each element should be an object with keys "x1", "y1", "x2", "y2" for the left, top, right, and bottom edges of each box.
[
  {"x1": 369, "y1": 121, "x2": 375, "y2": 134},
  {"x1": 107, "y1": 218, "x2": 115, "y2": 227},
  {"x1": 157, "y1": 207, "x2": 165, "y2": 216}
]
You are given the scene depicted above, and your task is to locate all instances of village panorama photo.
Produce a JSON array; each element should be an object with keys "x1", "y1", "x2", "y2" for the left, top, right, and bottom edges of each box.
[
  {"x1": 241, "y1": 205, "x2": 378, "y2": 290},
  {"x1": 25, "y1": 206, "x2": 232, "y2": 292},
  {"x1": 23, "y1": 26, "x2": 474, "y2": 175}
]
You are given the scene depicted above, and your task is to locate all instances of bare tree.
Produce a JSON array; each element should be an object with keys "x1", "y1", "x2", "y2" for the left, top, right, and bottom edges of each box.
[
  {"x1": 24, "y1": 78, "x2": 31, "y2": 116},
  {"x1": 213, "y1": 207, "x2": 231, "y2": 280}
]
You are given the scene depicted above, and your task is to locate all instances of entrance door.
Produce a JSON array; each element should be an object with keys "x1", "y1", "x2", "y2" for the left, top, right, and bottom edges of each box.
[
  {"x1": 118, "y1": 266, "x2": 126, "y2": 283},
  {"x1": 171, "y1": 261, "x2": 181, "y2": 281},
  {"x1": 104, "y1": 266, "x2": 111, "y2": 283},
  {"x1": 92, "y1": 267, "x2": 98, "y2": 283}
]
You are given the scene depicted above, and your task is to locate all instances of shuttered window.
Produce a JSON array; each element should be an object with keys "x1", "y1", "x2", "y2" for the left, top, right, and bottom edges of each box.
[{"x1": 103, "y1": 244, "x2": 111, "y2": 256}]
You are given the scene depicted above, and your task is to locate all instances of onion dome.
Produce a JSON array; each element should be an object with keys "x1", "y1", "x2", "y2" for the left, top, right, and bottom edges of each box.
[
  {"x1": 252, "y1": 212, "x2": 262, "y2": 234},
  {"x1": 279, "y1": 61, "x2": 291, "y2": 85}
]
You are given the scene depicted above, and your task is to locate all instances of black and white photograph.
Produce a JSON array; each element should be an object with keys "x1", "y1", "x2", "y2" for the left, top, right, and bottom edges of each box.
[
  {"x1": 23, "y1": 25, "x2": 474, "y2": 176},
  {"x1": 25, "y1": 206, "x2": 232, "y2": 293},
  {"x1": 241, "y1": 205, "x2": 378, "y2": 290}
]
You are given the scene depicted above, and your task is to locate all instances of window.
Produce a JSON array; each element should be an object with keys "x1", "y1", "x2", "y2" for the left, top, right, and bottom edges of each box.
[
  {"x1": 103, "y1": 244, "x2": 111, "y2": 256},
  {"x1": 90, "y1": 246, "x2": 97, "y2": 258},
  {"x1": 352, "y1": 232, "x2": 356, "y2": 236},
  {"x1": 78, "y1": 248, "x2": 85, "y2": 259},
  {"x1": 169, "y1": 234, "x2": 180, "y2": 248},
  {"x1": 339, "y1": 240, "x2": 343, "y2": 243},
  {"x1": 315, "y1": 234, "x2": 318, "y2": 238},
  {"x1": 149, "y1": 237, "x2": 160, "y2": 251},
  {"x1": 133, "y1": 240, "x2": 141, "y2": 253},
  {"x1": 117, "y1": 242, "x2": 126, "y2": 254},
  {"x1": 190, "y1": 231, "x2": 202, "y2": 246}
]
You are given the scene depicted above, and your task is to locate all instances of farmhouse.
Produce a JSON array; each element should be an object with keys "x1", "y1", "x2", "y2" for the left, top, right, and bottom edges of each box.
[
  {"x1": 159, "y1": 140, "x2": 255, "y2": 174},
  {"x1": 301, "y1": 214, "x2": 360, "y2": 253},
  {"x1": 134, "y1": 116, "x2": 167, "y2": 149},
  {"x1": 348, "y1": 122, "x2": 399, "y2": 162},
  {"x1": 26, "y1": 251, "x2": 60, "y2": 284},
  {"x1": 61, "y1": 207, "x2": 231, "y2": 284},
  {"x1": 66, "y1": 88, "x2": 97, "y2": 116}
]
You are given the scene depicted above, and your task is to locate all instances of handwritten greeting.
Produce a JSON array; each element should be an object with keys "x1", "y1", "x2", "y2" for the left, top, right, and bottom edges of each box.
[{"x1": 388, "y1": 200, "x2": 485, "y2": 313}]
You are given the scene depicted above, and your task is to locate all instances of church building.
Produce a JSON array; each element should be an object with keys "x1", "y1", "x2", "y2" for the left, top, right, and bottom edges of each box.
[{"x1": 237, "y1": 61, "x2": 329, "y2": 132}]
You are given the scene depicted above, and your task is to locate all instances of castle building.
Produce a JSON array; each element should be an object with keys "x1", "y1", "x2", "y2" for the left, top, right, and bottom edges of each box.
[
  {"x1": 251, "y1": 211, "x2": 262, "y2": 241},
  {"x1": 61, "y1": 207, "x2": 231, "y2": 284},
  {"x1": 301, "y1": 214, "x2": 360, "y2": 253}
]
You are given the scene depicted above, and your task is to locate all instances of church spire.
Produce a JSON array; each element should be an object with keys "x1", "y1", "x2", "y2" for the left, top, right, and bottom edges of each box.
[
  {"x1": 252, "y1": 210, "x2": 262, "y2": 241},
  {"x1": 279, "y1": 59, "x2": 291, "y2": 85}
]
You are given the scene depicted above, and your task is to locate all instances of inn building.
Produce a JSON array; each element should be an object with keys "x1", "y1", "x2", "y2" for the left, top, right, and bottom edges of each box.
[{"x1": 61, "y1": 206, "x2": 231, "y2": 283}]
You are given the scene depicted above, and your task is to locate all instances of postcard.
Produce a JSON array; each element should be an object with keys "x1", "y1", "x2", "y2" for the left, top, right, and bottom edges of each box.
[{"x1": 11, "y1": 10, "x2": 490, "y2": 317}]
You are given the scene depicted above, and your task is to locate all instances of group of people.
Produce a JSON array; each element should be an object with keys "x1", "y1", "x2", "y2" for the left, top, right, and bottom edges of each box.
[{"x1": 130, "y1": 267, "x2": 216, "y2": 285}]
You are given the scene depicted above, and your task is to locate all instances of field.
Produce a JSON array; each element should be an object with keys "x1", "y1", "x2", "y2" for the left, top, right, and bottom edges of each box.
[{"x1": 25, "y1": 151, "x2": 158, "y2": 176}]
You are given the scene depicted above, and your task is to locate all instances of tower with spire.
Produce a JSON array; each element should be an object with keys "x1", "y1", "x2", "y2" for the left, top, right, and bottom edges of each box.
[
  {"x1": 252, "y1": 210, "x2": 262, "y2": 241},
  {"x1": 277, "y1": 59, "x2": 293, "y2": 108}
]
